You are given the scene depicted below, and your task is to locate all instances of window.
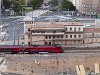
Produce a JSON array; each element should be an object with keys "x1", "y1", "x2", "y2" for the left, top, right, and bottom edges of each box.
[
  {"x1": 70, "y1": 35, "x2": 72, "y2": 38},
  {"x1": 49, "y1": 42, "x2": 51, "y2": 45},
  {"x1": 57, "y1": 35, "x2": 59, "y2": 38},
  {"x1": 66, "y1": 28, "x2": 68, "y2": 31},
  {"x1": 74, "y1": 27, "x2": 76, "y2": 31},
  {"x1": 79, "y1": 35, "x2": 81, "y2": 38},
  {"x1": 78, "y1": 40, "x2": 80, "y2": 43},
  {"x1": 45, "y1": 36, "x2": 48, "y2": 39},
  {"x1": 66, "y1": 35, "x2": 68, "y2": 38},
  {"x1": 53, "y1": 35, "x2": 55, "y2": 38},
  {"x1": 78, "y1": 27, "x2": 81, "y2": 31},
  {"x1": 41, "y1": 31, "x2": 45, "y2": 33},
  {"x1": 28, "y1": 28, "x2": 30, "y2": 31},
  {"x1": 61, "y1": 35, "x2": 63, "y2": 38},
  {"x1": 49, "y1": 36, "x2": 51, "y2": 39},
  {"x1": 28, "y1": 42, "x2": 31, "y2": 45},
  {"x1": 53, "y1": 31, "x2": 56, "y2": 33},
  {"x1": 74, "y1": 35, "x2": 76, "y2": 38},
  {"x1": 45, "y1": 42, "x2": 48, "y2": 45},
  {"x1": 70, "y1": 28, "x2": 72, "y2": 31},
  {"x1": 32, "y1": 31, "x2": 35, "y2": 33}
]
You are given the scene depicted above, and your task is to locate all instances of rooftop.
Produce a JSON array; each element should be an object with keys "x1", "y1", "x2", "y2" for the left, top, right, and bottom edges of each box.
[
  {"x1": 84, "y1": 28, "x2": 100, "y2": 33},
  {"x1": 31, "y1": 22, "x2": 84, "y2": 28}
]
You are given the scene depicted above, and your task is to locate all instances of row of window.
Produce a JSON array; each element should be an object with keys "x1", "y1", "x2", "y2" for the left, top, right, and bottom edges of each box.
[
  {"x1": 32, "y1": 31, "x2": 64, "y2": 33},
  {"x1": 45, "y1": 35, "x2": 82, "y2": 39},
  {"x1": 45, "y1": 35, "x2": 64, "y2": 39},
  {"x1": 31, "y1": 28, "x2": 82, "y2": 33},
  {"x1": 45, "y1": 40, "x2": 82, "y2": 45},
  {"x1": 66, "y1": 35, "x2": 81, "y2": 38},
  {"x1": 66, "y1": 27, "x2": 81, "y2": 31},
  {"x1": 25, "y1": 21, "x2": 34, "y2": 24},
  {"x1": 45, "y1": 42, "x2": 52, "y2": 45}
]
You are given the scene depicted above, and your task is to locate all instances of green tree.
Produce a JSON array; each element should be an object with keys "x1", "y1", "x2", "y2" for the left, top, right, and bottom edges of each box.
[
  {"x1": 61, "y1": 0, "x2": 76, "y2": 11},
  {"x1": 30, "y1": 0, "x2": 43, "y2": 10},
  {"x1": 48, "y1": 0, "x2": 58, "y2": 7},
  {"x1": 3, "y1": 0, "x2": 12, "y2": 9},
  {"x1": 12, "y1": 0, "x2": 25, "y2": 13}
]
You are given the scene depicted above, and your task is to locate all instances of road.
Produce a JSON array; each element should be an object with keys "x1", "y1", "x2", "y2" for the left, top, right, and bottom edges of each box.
[{"x1": 0, "y1": 17, "x2": 24, "y2": 45}]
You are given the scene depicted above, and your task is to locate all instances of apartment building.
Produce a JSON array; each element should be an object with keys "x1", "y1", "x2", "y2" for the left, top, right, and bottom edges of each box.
[
  {"x1": 70, "y1": 0, "x2": 100, "y2": 16},
  {"x1": 24, "y1": 17, "x2": 84, "y2": 46}
]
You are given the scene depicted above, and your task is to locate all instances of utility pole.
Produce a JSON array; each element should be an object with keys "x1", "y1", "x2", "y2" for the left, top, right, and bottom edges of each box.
[
  {"x1": 0, "y1": 0, "x2": 1, "y2": 25},
  {"x1": 17, "y1": 21, "x2": 19, "y2": 45},
  {"x1": 13, "y1": 22, "x2": 15, "y2": 45}
]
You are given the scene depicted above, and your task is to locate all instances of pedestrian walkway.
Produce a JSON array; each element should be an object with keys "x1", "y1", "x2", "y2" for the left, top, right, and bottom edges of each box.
[{"x1": 26, "y1": 9, "x2": 49, "y2": 17}]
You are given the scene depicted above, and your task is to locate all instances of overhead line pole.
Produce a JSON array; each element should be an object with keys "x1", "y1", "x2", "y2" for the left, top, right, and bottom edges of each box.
[{"x1": 0, "y1": 0, "x2": 1, "y2": 25}]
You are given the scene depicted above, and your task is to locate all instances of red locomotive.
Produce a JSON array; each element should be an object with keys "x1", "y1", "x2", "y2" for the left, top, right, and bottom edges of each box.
[{"x1": 0, "y1": 45, "x2": 63, "y2": 54}]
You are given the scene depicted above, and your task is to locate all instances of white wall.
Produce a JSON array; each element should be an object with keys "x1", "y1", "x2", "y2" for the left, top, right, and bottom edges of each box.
[
  {"x1": 65, "y1": 26, "x2": 83, "y2": 32},
  {"x1": 32, "y1": 36, "x2": 45, "y2": 45}
]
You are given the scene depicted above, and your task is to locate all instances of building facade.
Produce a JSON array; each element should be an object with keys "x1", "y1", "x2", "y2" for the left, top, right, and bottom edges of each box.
[
  {"x1": 70, "y1": 0, "x2": 100, "y2": 16},
  {"x1": 84, "y1": 28, "x2": 100, "y2": 44},
  {"x1": 24, "y1": 17, "x2": 100, "y2": 46},
  {"x1": 24, "y1": 18, "x2": 84, "y2": 46}
]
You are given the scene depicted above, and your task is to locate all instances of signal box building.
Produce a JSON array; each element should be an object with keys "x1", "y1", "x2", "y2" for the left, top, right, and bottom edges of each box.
[{"x1": 24, "y1": 16, "x2": 84, "y2": 46}]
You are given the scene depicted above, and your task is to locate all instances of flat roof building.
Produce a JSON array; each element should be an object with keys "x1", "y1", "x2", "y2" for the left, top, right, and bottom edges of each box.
[{"x1": 24, "y1": 17, "x2": 84, "y2": 46}]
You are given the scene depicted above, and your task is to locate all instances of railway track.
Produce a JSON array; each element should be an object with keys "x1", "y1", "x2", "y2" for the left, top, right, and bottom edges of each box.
[
  {"x1": 63, "y1": 46, "x2": 100, "y2": 53},
  {"x1": 0, "y1": 46, "x2": 100, "y2": 56},
  {"x1": 64, "y1": 50, "x2": 100, "y2": 53}
]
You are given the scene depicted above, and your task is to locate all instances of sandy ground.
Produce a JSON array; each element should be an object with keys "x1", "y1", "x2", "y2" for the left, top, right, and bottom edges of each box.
[{"x1": 0, "y1": 53, "x2": 99, "y2": 75}]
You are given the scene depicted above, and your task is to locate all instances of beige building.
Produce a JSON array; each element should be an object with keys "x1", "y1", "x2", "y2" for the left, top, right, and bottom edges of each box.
[
  {"x1": 70, "y1": 0, "x2": 100, "y2": 16},
  {"x1": 84, "y1": 28, "x2": 100, "y2": 44},
  {"x1": 24, "y1": 17, "x2": 100, "y2": 46},
  {"x1": 24, "y1": 17, "x2": 84, "y2": 46}
]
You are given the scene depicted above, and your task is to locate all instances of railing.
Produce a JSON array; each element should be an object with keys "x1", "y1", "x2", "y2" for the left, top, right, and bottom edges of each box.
[{"x1": 32, "y1": 32, "x2": 64, "y2": 35}]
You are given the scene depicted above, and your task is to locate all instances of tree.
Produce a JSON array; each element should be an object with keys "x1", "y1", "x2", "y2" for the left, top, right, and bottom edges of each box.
[
  {"x1": 3, "y1": 0, "x2": 12, "y2": 9},
  {"x1": 12, "y1": 0, "x2": 25, "y2": 13},
  {"x1": 48, "y1": 0, "x2": 58, "y2": 7},
  {"x1": 30, "y1": 0, "x2": 43, "y2": 10},
  {"x1": 61, "y1": 0, "x2": 76, "y2": 11}
]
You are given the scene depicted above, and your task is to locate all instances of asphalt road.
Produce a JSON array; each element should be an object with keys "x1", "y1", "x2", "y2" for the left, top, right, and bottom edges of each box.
[{"x1": 0, "y1": 17, "x2": 24, "y2": 45}]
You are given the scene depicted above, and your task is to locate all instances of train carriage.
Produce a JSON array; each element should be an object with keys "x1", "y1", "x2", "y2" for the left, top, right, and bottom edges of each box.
[{"x1": 0, "y1": 45, "x2": 63, "y2": 54}]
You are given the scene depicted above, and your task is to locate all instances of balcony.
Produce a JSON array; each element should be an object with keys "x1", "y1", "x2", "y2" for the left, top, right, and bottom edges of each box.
[
  {"x1": 65, "y1": 31, "x2": 84, "y2": 33},
  {"x1": 52, "y1": 38, "x2": 83, "y2": 40},
  {"x1": 32, "y1": 32, "x2": 64, "y2": 35}
]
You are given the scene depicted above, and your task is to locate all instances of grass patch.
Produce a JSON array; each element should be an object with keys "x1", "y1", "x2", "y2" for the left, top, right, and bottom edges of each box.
[{"x1": 25, "y1": 7, "x2": 33, "y2": 13}]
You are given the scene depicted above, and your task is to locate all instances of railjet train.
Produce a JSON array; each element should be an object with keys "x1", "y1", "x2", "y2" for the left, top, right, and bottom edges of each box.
[{"x1": 0, "y1": 45, "x2": 63, "y2": 54}]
